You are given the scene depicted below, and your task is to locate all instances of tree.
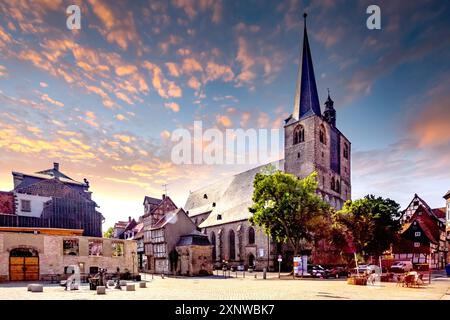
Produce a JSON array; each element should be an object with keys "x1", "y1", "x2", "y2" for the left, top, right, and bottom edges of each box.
[
  {"x1": 249, "y1": 169, "x2": 331, "y2": 257},
  {"x1": 103, "y1": 226, "x2": 114, "y2": 238},
  {"x1": 336, "y1": 195, "x2": 401, "y2": 258}
]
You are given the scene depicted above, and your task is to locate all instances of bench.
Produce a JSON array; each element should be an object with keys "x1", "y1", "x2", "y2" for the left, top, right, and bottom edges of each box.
[
  {"x1": 139, "y1": 282, "x2": 146, "y2": 288},
  {"x1": 126, "y1": 284, "x2": 135, "y2": 291}
]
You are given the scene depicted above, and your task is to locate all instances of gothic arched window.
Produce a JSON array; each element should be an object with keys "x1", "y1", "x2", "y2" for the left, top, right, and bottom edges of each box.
[
  {"x1": 319, "y1": 125, "x2": 326, "y2": 145},
  {"x1": 336, "y1": 180, "x2": 340, "y2": 193},
  {"x1": 331, "y1": 177, "x2": 335, "y2": 191},
  {"x1": 229, "y1": 230, "x2": 236, "y2": 260},
  {"x1": 248, "y1": 227, "x2": 255, "y2": 245},
  {"x1": 210, "y1": 232, "x2": 216, "y2": 261},
  {"x1": 293, "y1": 125, "x2": 304, "y2": 145}
]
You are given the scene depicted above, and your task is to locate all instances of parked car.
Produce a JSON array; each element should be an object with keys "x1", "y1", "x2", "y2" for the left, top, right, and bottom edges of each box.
[
  {"x1": 328, "y1": 267, "x2": 350, "y2": 278},
  {"x1": 390, "y1": 261, "x2": 413, "y2": 273},
  {"x1": 352, "y1": 264, "x2": 369, "y2": 274},
  {"x1": 307, "y1": 265, "x2": 328, "y2": 278}
]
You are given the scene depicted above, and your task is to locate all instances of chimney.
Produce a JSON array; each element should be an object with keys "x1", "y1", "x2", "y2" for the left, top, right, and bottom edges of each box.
[
  {"x1": 128, "y1": 216, "x2": 131, "y2": 222},
  {"x1": 162, "y1": 194, "x2": 166, "y2": 199},
  {"x1": 53, "y1": 162, "x2": 59, "y2": 171}
]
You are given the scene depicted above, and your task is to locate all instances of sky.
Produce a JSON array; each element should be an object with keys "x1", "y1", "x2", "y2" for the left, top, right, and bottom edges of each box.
[{"x1": 0, "y1": 0, "x2": 449, "y2": 229}]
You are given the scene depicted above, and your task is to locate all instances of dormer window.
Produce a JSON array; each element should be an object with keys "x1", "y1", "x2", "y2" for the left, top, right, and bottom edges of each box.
[
  {"x1": 217, "y1": 214, "x2": 222, "y2": 220},
  {"x1": 203, "y1": 194, "x2": 208, "y2": 199}
]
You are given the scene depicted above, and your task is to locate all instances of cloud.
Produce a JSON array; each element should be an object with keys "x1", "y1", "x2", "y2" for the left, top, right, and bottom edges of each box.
[
  {"x1": 115, "y1": 65, "x2": 138, "y2": 76},
  {"x1": 187, "y1": 76, "x2": 201, "y2": 90},
  {"x1": 171, "y1": 0, "x2": 222, "y2": 24},
  {"x1": 204, "y1": 61, "x2": 234, "y2": 82},
  {"x1": 164, "y1": 102, "x2": 180, "y2": 113},
  {"x1": 39, "y1": 82, "x2": 48, "y2": 88},
  {"x1": 83, "y1": 111, "x2": 99, "y2": 128},
  {"x1": 116, "y1": 114, "x2": 127, "y2": 121},
  {"x1": 182, "y1": 58, "x2": 203, "y2": 73},
  {"x1": 160, "y1": 130, "x2": 171, "y2": 140},
  {"x1": 166, "y1": 62, "x2": 181, "y2": 77},
  {"x1": 0, "y1": 65, "x2": 7, "y2": 77},
  {"x1": 41, "y1": 93, "x2": 64, "y2": 107},
  {"x1": 143, "y1": 61, "x2": 183, "y2": 98},
  {"x1": 216, "y1": 114, "x2": 232, "y2": 127}
]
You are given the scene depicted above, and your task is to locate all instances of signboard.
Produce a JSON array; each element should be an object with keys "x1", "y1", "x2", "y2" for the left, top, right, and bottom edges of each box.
[
  {"x1": 293, "y1": 256, "x2": 308, "y2": 276},
  {"x1": 277, "y1": 255, "x2": 282, "y2": 262}
]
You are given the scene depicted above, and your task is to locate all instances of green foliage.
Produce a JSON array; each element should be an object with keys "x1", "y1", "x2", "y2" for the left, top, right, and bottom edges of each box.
[
  {"x1": 103, "y1": 226, "x2": 114, "y2": 238},
  {"x1": 249, "y1": 170, "x2": 331, "y2": 255},
  {"x1": 336, "y1": 195, "x2": 401, "y2": 257}
]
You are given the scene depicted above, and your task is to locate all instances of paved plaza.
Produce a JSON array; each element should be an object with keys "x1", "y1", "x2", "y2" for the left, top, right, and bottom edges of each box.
[{"x1": 0, "y1": 273, "x2": 449, "y2": 300}]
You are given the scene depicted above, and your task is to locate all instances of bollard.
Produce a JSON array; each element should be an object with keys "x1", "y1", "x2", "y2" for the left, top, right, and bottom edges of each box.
[{"x1": 263, "y1": 268, "x2": 267, "y2": 279}]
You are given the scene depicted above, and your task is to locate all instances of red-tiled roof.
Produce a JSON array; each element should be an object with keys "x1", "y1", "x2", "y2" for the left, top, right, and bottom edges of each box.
[
  {"x1": 401, "y1": 205, "x2": 440, "y2": 244},
  {"x1": 432, "y1": 208, "x2": 446, "y2": 220}
]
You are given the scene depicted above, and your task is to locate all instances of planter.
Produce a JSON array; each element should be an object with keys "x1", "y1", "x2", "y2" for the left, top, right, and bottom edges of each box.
[{"x1": 347, "y1": 276, "x2": 367, "y2": 286}]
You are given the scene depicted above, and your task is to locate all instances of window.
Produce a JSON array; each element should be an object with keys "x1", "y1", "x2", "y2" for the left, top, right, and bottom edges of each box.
[
  {"x1": 154, "y1": 243, "x2": 166, "y2": 258},
  {"x1": 293, "y1": 125, "x2": 304, "y2": 145},
  {"x1": 413, "y1": 200, "x2": 419, "y2": 207},
  {"x1": 210, "y1": 232, "x2": 216, "y2": 261},
  {"x1": 112, "y1": 242, "x2": 124, "y2": 257},
  {"x1": 319, "y1": 125, "x2": 326, "y2": 144},
  {"x1": 151, "y1": 229, "x2": 164, "y2": 243},
  {"x1": 331, "y1": 177, "x2": 335, "y2": 191},
  {"x1": 217, "y1": 214, "x2": 222, "y2": 220},
  {"x1": 21, "y1": 200, "x2": 31, "y2": 212},
  {"x1": 229, "y1": 230, "x2": 235, "y2": 260},
  {"x1": 88, "y1": 240, "x2": 103, "y2": 256},
  {"x1": 344, "y1": 143, "x2": 349, "y2": 159},
  {"x1": 335, "y1": 180, "x2": 340, "y2": 193},
  {"x1": 248, "y1": 227, "x2": 255, "y2": 245},
  {"x1": 415, "y1": 231, "x2": 421, "y2": 237},
  {"x1": 414, "y1": 242, "x2": 420, "y2": 248},
  {"x1": 63, "y1": 239, "x2": 79, "y2": 256}
]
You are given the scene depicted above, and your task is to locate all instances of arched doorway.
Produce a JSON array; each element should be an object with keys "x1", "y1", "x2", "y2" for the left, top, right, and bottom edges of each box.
[
  {"x1": 9, "y1": 248, "x2": 39, "y2": 281},
  {"x1": 248, "y1": 253, "x2": 255, "y2": 268}
]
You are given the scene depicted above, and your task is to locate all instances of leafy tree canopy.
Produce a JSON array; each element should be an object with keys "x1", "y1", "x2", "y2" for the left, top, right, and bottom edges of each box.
[
  {"x1": 103, "y1": 226, "x2": 114, "y2": 238},
  {"x1": 337, "y1": 195, "x2": 402, "y2": 257},
  {"x1": 249, "y1": 168, "x2": 331, "y2": 255}
]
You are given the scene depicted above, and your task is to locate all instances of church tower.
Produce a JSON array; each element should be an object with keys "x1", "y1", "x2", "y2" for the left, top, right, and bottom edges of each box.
[{"x1": 284, "y1": 14, "x2": 351, "y2": 209}]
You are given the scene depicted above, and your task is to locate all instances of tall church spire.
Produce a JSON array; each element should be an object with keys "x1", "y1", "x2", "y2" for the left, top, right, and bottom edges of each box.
[{"x1": 292, "y1": 13, "x2": 321, "y2": 120}]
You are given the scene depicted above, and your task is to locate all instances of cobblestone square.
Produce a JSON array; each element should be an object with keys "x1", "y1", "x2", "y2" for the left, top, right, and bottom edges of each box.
[{"x1": 0, "y1": 273, "x2": 449, "y2": 300}]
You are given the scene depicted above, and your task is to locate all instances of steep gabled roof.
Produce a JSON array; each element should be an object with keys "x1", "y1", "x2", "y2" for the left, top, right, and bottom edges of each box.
[
  {"x1": 184, "y1": 160, "x2": 284, "y2": 228},
  {"x1": 143, "y1": 196, "x2": 162, "y2": 206},
  {"x1": 15, "y1": 178, "x2": 94, "y2": 203},
  {"x1": 150, "y1": 208, "x2": 187, "y2": 230},
  {"x1": 400, "y1": 206, "x2": 440, "y2": 244}
]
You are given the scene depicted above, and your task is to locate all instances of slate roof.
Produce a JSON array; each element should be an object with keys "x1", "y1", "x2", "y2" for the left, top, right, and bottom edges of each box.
[
  {"x1": 184, "y1": 160, "x2": 284, "y2": 228},
  {"x1": 15, "y1": 178, "x2": 94, "y2": 203},
  {"x1": 177, "y1": 230, "x2": 211, "y2": 246},
  {"x1": 143, "y1": 196, "x2": 162, "y2": 206},
  {"x1": 292, "y1": 14, "x2": 321, "y2": 121}
]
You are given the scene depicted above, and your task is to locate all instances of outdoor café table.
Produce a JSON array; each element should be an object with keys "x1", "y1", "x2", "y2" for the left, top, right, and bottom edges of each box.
[{"x1": 88, "y1": 277, "x2": 100, "y2": 290}]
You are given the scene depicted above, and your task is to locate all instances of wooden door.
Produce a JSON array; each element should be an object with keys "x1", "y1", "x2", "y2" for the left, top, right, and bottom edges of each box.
[{"x1": 9, "y1": 257, "x2": 39, "y2": 281}]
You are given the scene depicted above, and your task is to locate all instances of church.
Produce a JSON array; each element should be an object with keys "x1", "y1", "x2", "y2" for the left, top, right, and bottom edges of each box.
[{"x1": 184, "y1": 15, "x2": 352, "y2": 271}]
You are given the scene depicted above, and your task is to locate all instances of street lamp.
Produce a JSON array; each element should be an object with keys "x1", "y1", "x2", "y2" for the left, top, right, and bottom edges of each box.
[{"x1": 131, "y1": 251, "x2": 136, "y2": 281}]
